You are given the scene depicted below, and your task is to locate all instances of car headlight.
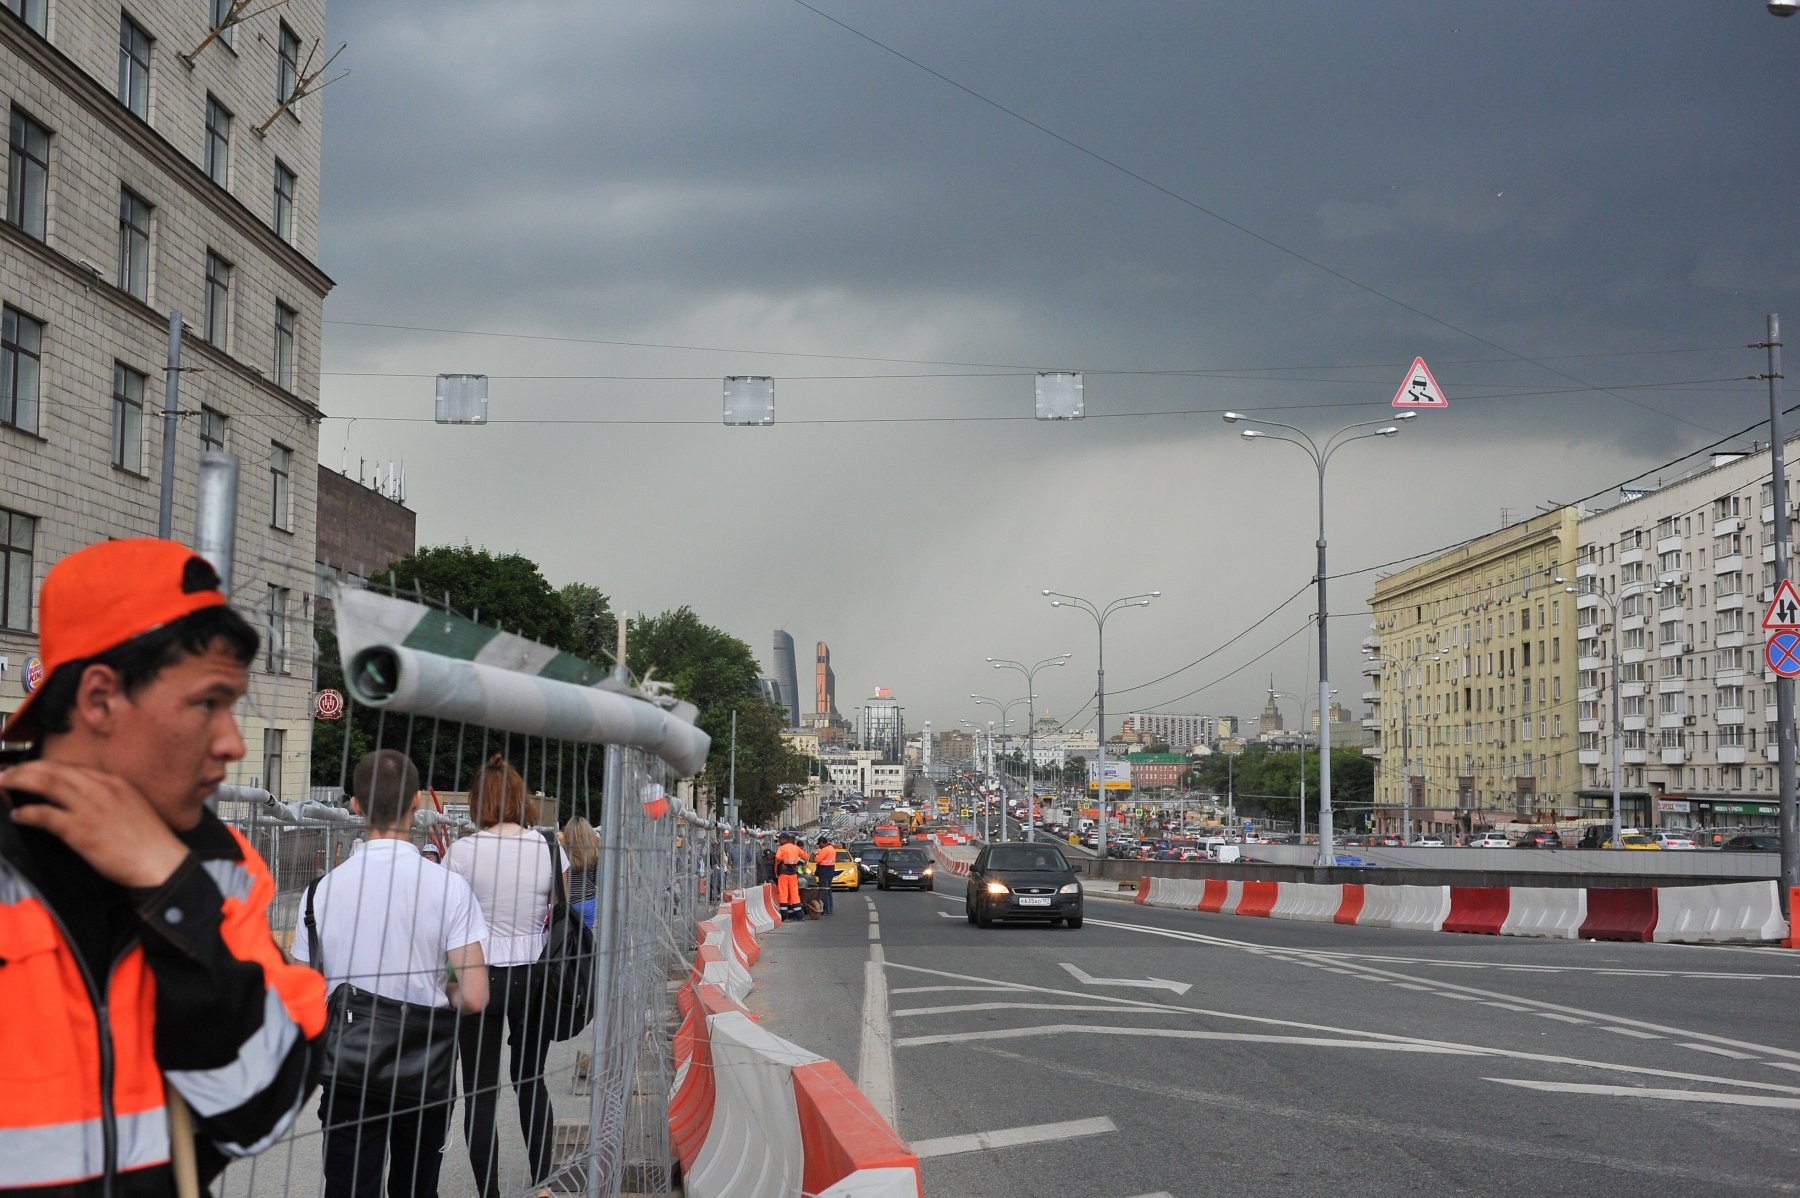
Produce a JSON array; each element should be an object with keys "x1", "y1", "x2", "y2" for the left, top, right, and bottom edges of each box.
[
  {"x1": 923, "y1": 867, "x2": 935, "y2": 876},
  {"x1": 985, "y1": 881, "x2": 1010, "y2": 896},
  {"x1": 1059, "y1": 882, "x2": 1080, "y2": 894}
]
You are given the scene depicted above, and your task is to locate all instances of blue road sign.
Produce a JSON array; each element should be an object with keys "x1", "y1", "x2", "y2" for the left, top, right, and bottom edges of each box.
[{"x1": 1767, "y1": 630, "x2": 1800, "y2": 679}]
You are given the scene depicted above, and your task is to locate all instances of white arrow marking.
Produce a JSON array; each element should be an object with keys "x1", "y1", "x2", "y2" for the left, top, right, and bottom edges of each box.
[{"x1": 1059, "y1": 961, "x2": 1191, "y2": 995}]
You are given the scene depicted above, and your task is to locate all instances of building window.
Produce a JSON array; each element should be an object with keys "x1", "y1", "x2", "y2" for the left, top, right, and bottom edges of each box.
[
  {"x1": 117, "y1": 188, "x2": 151, "y2": 299},
  {"x1": 0, "y1": 306, "x2": 43, "y2": 435},
  {"x1": 111, "y1": 362, "x2": 146, "y2": 473},
  {"x1": 0, "y1": 508, "x2": 34, "y2": 630},
  {"x1": 277, "y1": 21, "x2": 300, "y2": 102},
  {"x1": 273, "y1": 303, "x2": 296, "y2": 391},
  {"x1": 272, "y1": 159, "x2": 294, "y2": 241},
  {"x1": 209, "y1": 0, "x2": 234, "y2": 47},
  {"x1": 265, "y1": 586, "x2": 289, "y2": 672},
  {"x1": 262, "y1": 728, "x2": 284, "y2": 798},
  {"x1": 118, "y1": 14, "x2": 152, "y2": 118},
  {"x1": 269, "y1": 441, "x2": 291, "y2": 530},
  {"x1": 199, "y1": 404, "x2": 227, "y2": 453},
  {"x1": 4, "y1": 0, "x2": 46, "y2": 33},
  {"x1": 7, "y1": 108, "x2": 50, "y2": 240},
  {"x1": 203, "y1": 251, "x2": 231, "y2": 347},
  {"x1": 203, "y1": 95, "x2": 230, "y2": 185}
]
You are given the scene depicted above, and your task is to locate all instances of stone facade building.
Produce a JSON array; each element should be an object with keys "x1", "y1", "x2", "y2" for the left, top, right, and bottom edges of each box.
[{"x1": 1, "y1": 0, "x2": 330, "y2": 805}]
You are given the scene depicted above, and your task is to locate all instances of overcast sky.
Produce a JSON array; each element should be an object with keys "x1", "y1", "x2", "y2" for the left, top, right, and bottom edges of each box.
[{"x1": 314, "y1": 2, "x2": 1799, "y2": 740}]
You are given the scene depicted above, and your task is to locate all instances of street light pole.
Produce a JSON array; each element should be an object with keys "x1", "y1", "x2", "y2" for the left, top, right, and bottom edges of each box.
[
  {"x1": 1226, "y1": 411, "x2": 1414, "y2": 866},
  {"x1": 1046, "y1": 590, "x2": 1159, "y2": 867},
  {"x1": 1272, "y1": 687, "x2": 1335, "y2": 840},
  {"x1": 989, "y1": 654, "x2": 1071, "y2": 841},
  {"x1": 1758, "y1": 314, "x2": 1797, "y2": 908},
  {"x1": 972, "y1": 692, "x2": 1032, "y2": 841}
]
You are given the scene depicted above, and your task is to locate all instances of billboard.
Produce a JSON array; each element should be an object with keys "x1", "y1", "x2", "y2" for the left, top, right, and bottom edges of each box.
[{"x1": 1087, "y1": 760, "x2": 1132, "y2": 792}]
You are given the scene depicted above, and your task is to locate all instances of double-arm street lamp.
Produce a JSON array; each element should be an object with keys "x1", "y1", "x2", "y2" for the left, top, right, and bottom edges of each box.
[
  {"x1": 971, "y1": 692, "x2": 1033, "y2": 841},
  {"x1": 1271, "y1": 686, "x2": 1336, "y2": 841},
  {"x1": 1045, "y1": 589, "x2": 1159, "y2": 863},
  {"x1": 1362, "y1": 644, "x2": 1442, "y2": 843},
  {"x1": 989, "y1": 653, "x2": 1072, "y2": 841},
  {"x1": 1225, "y1": 410, "x2": 1414, "y2": 866},
  {"x1": 1560, "y1": 574, "x2": 1662, "y2": 850}
]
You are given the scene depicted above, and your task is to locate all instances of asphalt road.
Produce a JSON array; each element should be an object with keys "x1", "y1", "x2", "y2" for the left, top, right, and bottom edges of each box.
[{"x1": 752, "y1": 876, "x2": 1800, "y2": 1198}]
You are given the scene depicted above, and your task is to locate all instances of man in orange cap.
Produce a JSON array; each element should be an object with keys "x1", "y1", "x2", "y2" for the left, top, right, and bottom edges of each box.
[{"x1": 0, "y1": 539, "x2": 327, "y2": 1195}]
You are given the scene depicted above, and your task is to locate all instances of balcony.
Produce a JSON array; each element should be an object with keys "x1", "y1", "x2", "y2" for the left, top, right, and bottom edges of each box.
[
  {"x1": 1361, "y1": 635, "x2": 1381, "y2": 652},
  {"x1": 1578, "y1": 718, "x2": 1602, "y2": 734},
  {"x1": 1659, "y1": 640, "x2": 1686, "y2": 659},
  {"x1": 1764, "y1": 504, "x2": 1776, "y2": 526},
  {"x1": 1362, "y1": 690, "x2": 1381, "y2": 705},
  {"x1": 1657, "y1": 534, "x2": 1683, "y2": 555},
  {"x1": 1363, "y1": 745, "x2": 1383, "y2": 759},
  {"x1": 1620, "y1": 546, "x2": 1647, "y2": 566},
  {"x1": 1578, "y1": 685, "x2": 1600, "y2": 701},
  {"x1": 1578, "y1": 749, "x2": 1601, "y2": 765},
  {"x1": 1658, "y1": 675, "x2": 1689, "y2": 693},
  {"x1": 1621, "y1": 646, "x2": 1649, "y2": 665},
  {"x1": 1623, "y1": 747, "x2": 1648, "y2": 764},
  {"x1": 1620, "y1": 680, "x2": 1649, "y2": 699},
  {"x1": 1362, "y1": 717, "x2": 1380, "y2": 731},
  {"x1": 1661, "y1": 748, "x2": 1687, "y2": 766},
  {"x1": 1713, "y1": 516, "x2": 1744, "y2": 537},
  {"x1": 1716, "y1": 591, "x2": 1749, "y2": 611},
  {"x1": 1769, "y1": 744, "x2": 1782, "y2": 763},
  {"x1": 1715, "y1": 667, "x2": 1745, "y2": 688},
  {"x1": 1577, "y1": 559, "x2": 1599, "y2": 578},
  {"x1": 1622, "y1": 715, "x2": 1648, "y2": 732},
  {"x1": 1715, "y1": 553, "x2": 1746, "y2": 575},
  {"x1": 1718, "y1": 706, "x2": 1746, "y2": 726},
  {"x1": 1361, "y1": 661, "x2": 1383, "y2": 678},
  {"x1": 1767, "y1": 704, "x2": 1779, "y2": 724},
  {"x1": 1716, "y1": 630, "x2": 1746, "y2": 649},
  {"x1": 1719, "y1": 746, "x2": 1748, "y2": 764},
  {"x1": 1576, "y1": 591, "x2": 1600, "y2": 611}
]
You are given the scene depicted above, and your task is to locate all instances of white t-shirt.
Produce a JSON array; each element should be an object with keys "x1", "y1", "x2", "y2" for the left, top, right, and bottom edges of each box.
[
  {"x1": 444, "y1": 827, "x2": 568, "y2": 967},
  {"x1": 291, "y1": 839, "x2": 487, "y2": 1009}
]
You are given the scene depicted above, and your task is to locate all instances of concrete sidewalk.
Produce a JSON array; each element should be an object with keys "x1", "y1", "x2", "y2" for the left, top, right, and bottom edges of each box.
[{"x1": 744, "y1": 887, "x2": 879, "y2": 1090}]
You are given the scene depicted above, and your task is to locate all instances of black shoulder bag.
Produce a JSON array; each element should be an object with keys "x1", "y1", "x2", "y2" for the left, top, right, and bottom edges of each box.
[
  {"x1": 304, "y1": 877, "x2": 460, "y2": 1104},
  {"x1": 537, "y1": 829, "x2": 597, "y2": 1041}
]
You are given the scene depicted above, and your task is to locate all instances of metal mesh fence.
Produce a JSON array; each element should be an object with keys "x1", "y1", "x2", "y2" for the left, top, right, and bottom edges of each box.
[{"x1": 205, "y1": 583, "x2": 720, "y2": 1198}]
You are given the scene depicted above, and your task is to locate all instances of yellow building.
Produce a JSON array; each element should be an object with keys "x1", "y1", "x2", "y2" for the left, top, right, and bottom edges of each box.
[{"x1": 1365, "y1": 507, "x2": 1580, "y2": 838}]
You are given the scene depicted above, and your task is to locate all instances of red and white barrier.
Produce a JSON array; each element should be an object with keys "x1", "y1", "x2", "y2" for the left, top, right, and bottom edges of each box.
[
  {"x1": 929, "y1": 840, "x2": 974, "y2": 878},
  {"x1": 672, "y1": 885, "x2": 923, "y2": 1198},
  {"x1": 1132, "y1": 875, "x2": 1788, "y2": 945}
]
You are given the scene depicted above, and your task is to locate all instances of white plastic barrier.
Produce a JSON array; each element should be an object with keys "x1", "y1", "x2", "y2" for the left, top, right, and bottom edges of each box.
[
  {"x1": 1653, "y1": 880, "x2": 1790, "y2": 944},
  {"x1": 700, "y1": 916, "x2": 754, "y2": 1002},
  {"x1": 1499, "y1": 887, "x2": 1587, "y2": 939},
  {"x1": 1216, "y1": 878, "x2": 1245, "y2": 916},
  {"x1": 683, "y1": 1010, "x2": 822, "y2": 1198},
  {"x1": 741, "y1": 885, "x2": 778, "y2": 936},
  {"x1": 1270, "y1": 882, "x2": 1343, "y2": 923},
  {"x1": 1143, "y1": 877, "x2": 1207, "y2": 910},
  {"x1": 1357, "y1": 884, "x2": 1449, "y2": 931}
]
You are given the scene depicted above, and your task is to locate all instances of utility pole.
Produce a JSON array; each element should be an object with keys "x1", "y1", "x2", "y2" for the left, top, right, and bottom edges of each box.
[
  {"x1": 1760, "y1": 314, "x2": 1796, "y2": 910},
  {"x1": 156, "y1": 312, "x2": 183, "y2": 538}
]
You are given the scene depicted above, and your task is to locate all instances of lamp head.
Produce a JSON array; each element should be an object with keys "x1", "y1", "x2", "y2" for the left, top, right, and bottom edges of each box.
[
  {"x1": 1553, "y1": 575, "x2": 1566, "y2": 585},
  {"x1": 1395, "y1": 412, "x2": 1418, "y2": 422},
  {"x1": 1223, "y1": 411, "x2": 1242, "y2": 423},
  {"x1": 1241, "y1": 430, "x2": 1261, "y2": 440},
  {"x1": 1378, "y1": 425, "x2": 1400, "y2": 436}
]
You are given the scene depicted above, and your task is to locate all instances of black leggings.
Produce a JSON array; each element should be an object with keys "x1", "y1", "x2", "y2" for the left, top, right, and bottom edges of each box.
[{"x1": 457, "y1": 964, "x2": 555, "y2": 1197}]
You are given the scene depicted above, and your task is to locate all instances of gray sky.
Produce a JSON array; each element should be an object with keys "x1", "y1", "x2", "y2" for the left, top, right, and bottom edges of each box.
[{"x1": 314, "y1": 2, "x2": 1799, "y2": 739}]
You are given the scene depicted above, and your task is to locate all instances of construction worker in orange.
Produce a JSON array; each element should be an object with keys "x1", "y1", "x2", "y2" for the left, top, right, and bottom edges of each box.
[
  {"x1": 773, "y1": 832, "x2": 810, "y2": 920},
  {"x1": 0, "y1": 539, "x2": 327, "y2": 1195},
  {"x1": 812, "y1": 835, "x2": 838, "y2": 916}
]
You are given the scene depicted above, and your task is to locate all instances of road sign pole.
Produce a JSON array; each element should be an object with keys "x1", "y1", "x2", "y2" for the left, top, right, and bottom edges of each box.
[{"x1": 1761, "y1": 315, "x2": 1796, "y2": 913}]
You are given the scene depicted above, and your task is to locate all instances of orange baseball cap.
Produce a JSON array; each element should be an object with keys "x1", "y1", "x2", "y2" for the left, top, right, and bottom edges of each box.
[{"x1": 2, "y1": 539, "x2": 228, "y2": 742}]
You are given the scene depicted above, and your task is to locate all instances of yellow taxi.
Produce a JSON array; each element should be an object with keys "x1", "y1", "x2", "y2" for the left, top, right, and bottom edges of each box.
[
  {"x1": 1605, "y1": 831, "x2": 1662, "y2": 850},
  {"x1": 826, "y1": 847, "x2": 861, "y2": 890}
]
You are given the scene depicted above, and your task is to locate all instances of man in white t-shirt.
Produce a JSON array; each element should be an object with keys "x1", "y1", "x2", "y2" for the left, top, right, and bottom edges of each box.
[{"x1": 293, "y1": 751, "x2": 489, "y2": 1198}]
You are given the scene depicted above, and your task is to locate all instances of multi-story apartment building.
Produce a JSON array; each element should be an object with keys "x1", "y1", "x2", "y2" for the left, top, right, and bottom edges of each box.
[
  {"x1": 1, "y1": 0, "x2": 331, "y2": 803},
  {"x1": 1119, "y1": 711, "x2": 1215, "y2": 749},
  {"x1": 1365, "y1": 508, "x2": 1581, "y2": 838},
  {"x1": 1572, "y1": 445, "x2": 1800, "y2": 833}
]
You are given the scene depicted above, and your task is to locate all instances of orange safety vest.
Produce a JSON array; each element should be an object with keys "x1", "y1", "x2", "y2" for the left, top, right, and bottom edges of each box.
[
  {"x1": 0, "y1": 820, "x2": 326, "y2": 1193},
  {"x1": 773, "y1": 842, "x2": 810, "y2": 872},
  {"x1": 813, "y1": 844, "x2": 838, "y2": 868}
]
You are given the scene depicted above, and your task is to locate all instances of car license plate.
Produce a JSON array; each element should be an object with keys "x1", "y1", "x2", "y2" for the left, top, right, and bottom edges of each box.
[{"x1": 1019, "y1": 896, "x2": 1051, "y2": 907}]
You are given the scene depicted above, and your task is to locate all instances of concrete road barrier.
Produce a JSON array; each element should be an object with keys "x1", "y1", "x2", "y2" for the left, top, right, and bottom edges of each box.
[
  {"x1": 1237, "y1": 880, "x2": 1280, "y2": 918},
  {"x1": 1443, "y1": 887, "x2": 1510, "y2": 935},
  {"x1": 1269, "y1": 882, "x2": 1343, "y2": 923},
  {"x1": 1579, "y1": 887, "x2": 1658, "y2": 942},
  {"x1": 1652, "y1": 880, "x2": 1788, "y2": 944}
]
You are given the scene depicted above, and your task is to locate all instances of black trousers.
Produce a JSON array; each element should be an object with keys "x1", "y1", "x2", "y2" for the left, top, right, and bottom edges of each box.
[
  {"x1": 457, "y1": 964, "x2": 556, "y2": 1198},
  {"x1": 320, "y1": 1087, "x2": 453, "y2": 1198}
]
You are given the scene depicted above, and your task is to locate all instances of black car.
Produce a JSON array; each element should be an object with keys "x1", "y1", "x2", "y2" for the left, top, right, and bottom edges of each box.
[
  {"x1": 965, "y1": 843, "x2": 1084, "y2": 928},
  {"x1": 1514, "y1": 828, "x2": 1563, "y2": 848},
  {"x1": 849, "y1": 844, "x2": 887, "y2": 882},
  {"x1": 878, "y1": 847, "x2": 934, "y2": 890},
  {"x1": 1723, "y1": 833, "x2": 1781, "y2": 851}
]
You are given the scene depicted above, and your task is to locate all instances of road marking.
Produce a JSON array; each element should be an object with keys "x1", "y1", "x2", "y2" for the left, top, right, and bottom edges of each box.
[
  {"x1": 1602, "y1": 1027, "x2": 1663, "y2": 1039},
  {"x1": 893, "y1": 1002, "x2": 1167, "y2": 1018},
  {"x1": 858, "y1": 942, "x2": 896, "y2": 1128},
  {"x1": 1681, "y1": 1043, "x2": 1758, "y2": 1059},
  {"x1": 1486, "y1": 1078, "x2": 1800, "y2": 1111},
  {"x1": 890, "y1": 984, "x2": 1027, "y2": 996},
  {"x1": 1391, "y1": 983, "x2": 1432, "y2": 991},
  {"x1": 1080, "y1": 917, "x2": 1800, "y2": 1063},
  {"x1": 910, "y1": 1116, "x2": 1117, "y2": 1159},
  {"x1": 896, "y1": 1023, "x2": 1485, "y2": 1055},
  {"x1": 936, "y1": 911, "x2": 960, "y2": 919},
  {"x1": 1059, "y1": 962, "x2": 1192, "y2": 995},
  {"x1": 1534, "y1": 1013, "x2": 1588, "y2": 1024},
  {"x1": 869, "y1": 925, "x2": 881, "y2": 942},
  {"x1": 1482, "y1": 1002, "x2": 1531, "y2": 1011},
  {"x1": 882, "y1": 960, "x2": 1800, "y2": 1096},
  {"x1": 1123, "y1": 1193, "x2": 1176, "y2": 1198},
  {"x1": 1436, "y1": 993, "x2": 1485, "y2": 1002}
]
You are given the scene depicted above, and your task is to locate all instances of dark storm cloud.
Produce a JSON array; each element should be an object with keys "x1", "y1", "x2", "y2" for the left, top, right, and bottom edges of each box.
[{"x1": 315, "y1": 2, "x2": 1799, "y2": 728}]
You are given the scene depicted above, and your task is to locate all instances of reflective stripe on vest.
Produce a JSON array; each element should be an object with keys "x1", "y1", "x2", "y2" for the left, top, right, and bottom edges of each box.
[
  {"x1": 164, "y1": 987, "x2": 300, "y2": 1119},
  {"x1": 0, "y1": 1107, "x2": 170, "y2": 1187}
]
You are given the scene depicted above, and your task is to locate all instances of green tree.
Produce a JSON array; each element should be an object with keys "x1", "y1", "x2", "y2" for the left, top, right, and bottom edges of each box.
[{"x1": 560, "y1": 582, "x2": 619, "y2": 671}]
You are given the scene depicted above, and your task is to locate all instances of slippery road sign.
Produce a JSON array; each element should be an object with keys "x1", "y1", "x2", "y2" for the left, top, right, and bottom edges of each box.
[{"x1": 1391, "y1": 357, "x2": 1447, "y2": 409}]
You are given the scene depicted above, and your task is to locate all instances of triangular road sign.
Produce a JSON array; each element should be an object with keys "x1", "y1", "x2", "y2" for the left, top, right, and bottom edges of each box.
[
  {"x1": 1392, "y1": 357, "x2": 1448, "y2": 408},
  {"x1": 1763, "y1": 579, "x2": 1800, "y2": 630}
]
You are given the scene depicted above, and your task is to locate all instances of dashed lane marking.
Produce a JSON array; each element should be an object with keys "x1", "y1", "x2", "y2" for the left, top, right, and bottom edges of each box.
[
  {"x1": 911, "y1": 1116, "x2": 1118, "y2": 1160},
  {"x1": 1602, "y1": 1027, "x2": 1663, "y2": 1040},
  {"x1": 1482, "y1": 1002, "x2": 1532, "y2": 1012},
  {"x1": 1682, "y1": 1043, "x2": 1759, "y2": 1060},
  {"x1": 1534, "y1": 1013, "x2": 1589, "y2": 1024},
  {"x1": 1486, "y1": 1077, "x2": 1800, "y2": 1111}
]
